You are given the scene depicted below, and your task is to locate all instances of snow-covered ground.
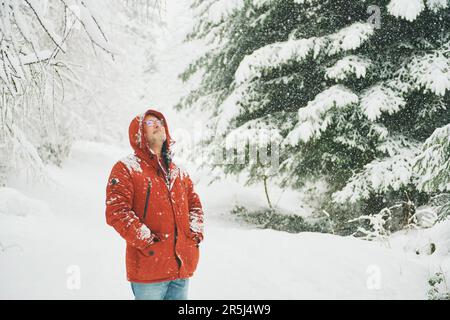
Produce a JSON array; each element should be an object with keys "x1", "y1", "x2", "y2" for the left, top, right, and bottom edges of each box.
[
  {"x1": 2, "y1": 139, "x2": 449, "y2": 299},
  {"x1": 1, "y1": 0, "x2": 449, "y2": 300}
]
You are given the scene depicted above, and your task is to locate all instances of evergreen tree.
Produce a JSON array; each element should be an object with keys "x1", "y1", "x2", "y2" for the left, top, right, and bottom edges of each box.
[
  {"x1": 177, "y1": 0, "x2": 450, "y2": 228},
  {"x1": 413, "y1": 123, "x2": 450, "y2": 193}
]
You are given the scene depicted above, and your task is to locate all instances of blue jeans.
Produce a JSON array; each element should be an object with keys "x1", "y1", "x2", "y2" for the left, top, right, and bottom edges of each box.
[{"x1": 130, "y1": 278, "x2": 190, "y2": 300}]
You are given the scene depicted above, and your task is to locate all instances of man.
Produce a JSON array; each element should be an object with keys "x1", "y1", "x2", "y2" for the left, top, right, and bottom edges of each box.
[{"x1": 105, "y1": 109, "x2": 204, "y2": 300}]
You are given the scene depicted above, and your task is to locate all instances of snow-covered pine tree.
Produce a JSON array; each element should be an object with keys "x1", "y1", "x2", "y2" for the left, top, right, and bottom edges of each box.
[
  {"x1": 177, "y1": 0, "x2": 450, "y2": 231},
  {"x1": 176, "y1": 0, "x2": 315, "y2": 204}
]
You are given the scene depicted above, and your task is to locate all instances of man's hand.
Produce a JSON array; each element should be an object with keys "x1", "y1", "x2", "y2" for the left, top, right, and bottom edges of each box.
[
  {"x1": 150, "y1": 232, "x2": 161, "y2": 244},
  {"x1": 191, "y1": 232, "x2": 203, "y2": 245},
  {"x1": 139, "y1": 232, "x2": 162, "y2": 257}
]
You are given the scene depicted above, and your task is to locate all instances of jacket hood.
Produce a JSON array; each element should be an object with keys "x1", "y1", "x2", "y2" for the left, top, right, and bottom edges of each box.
[{"x1": 128, "y1": 109, "x2": 175, "y2": 167}]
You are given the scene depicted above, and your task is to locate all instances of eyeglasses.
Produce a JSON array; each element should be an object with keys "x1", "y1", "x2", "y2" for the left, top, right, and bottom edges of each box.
[{"x1": 144, "y1": 119, "x2": 164, "y2": 127}]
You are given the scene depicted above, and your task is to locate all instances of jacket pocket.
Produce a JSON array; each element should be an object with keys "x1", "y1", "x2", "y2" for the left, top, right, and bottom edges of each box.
[{"x1": 137, "y1": 236, "x2": 165, "y2": 258}]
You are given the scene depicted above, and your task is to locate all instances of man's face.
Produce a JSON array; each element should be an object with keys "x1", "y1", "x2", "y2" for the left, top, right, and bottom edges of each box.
[{"x1": 143, "y1": 114, "x2": 166, "y2": 145}]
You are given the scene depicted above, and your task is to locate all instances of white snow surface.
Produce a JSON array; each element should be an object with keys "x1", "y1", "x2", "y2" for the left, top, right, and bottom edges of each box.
[{"x1": 0, "y1": 139, "x2": 442, "y2": 299}]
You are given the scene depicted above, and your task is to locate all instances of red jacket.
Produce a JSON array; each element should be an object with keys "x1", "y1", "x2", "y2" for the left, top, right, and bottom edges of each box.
[{"x1": 105, "y1": 109, "x2": 204, "y2": 283}]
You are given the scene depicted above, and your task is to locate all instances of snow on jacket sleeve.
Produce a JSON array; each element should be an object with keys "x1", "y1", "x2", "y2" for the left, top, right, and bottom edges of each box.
[
  {"x1": 184, "y1": 172, "x2": 205, "y2": 243},
  {"x1": 105, "y1": 161, "x2": 159, "y2": 256}
]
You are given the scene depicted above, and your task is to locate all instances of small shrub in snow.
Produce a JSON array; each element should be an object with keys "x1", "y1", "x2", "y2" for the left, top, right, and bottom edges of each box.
[
  {"x1": 0, "y1": 187, "x2": 50, "y2": 217},
  {"x1": 37, "y1": 137, "x2": 73, "y2": 167},
  {"x1": 230, "y1": 205, "x2": 332, "y2": 234},
  {"x1": 348, "y1": 191, "x2": 432, "y2": 244},
  {"x1": 348, "y1": 208, "x2": 392, "y2": 244},
  {"x1": 427, "y1": 272, "x2": 450, "y2": 300}
]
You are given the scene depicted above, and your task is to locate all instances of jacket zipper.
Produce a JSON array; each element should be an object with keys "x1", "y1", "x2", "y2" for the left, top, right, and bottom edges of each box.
[
  {"x1": 143, "y1": 180, "x2": 152, "y2": 221},
  {"x1": 168, "y1": 188, "x2": 182, "y2": 275},
  {"x1": 158, "y1": 165, "x2": 182, "y2": 275}
]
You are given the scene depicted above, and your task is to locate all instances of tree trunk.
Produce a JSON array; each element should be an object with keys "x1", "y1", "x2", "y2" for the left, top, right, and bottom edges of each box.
[{"x1": 263, "y1": 175, "x2": 273, "y2": 210}]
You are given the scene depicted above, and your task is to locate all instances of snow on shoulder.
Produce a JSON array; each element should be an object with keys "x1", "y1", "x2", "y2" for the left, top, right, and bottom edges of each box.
[
  {"x1": 176, "y1": 162, "x2": 190, "y2": 180},
  {"x1": 120, "y1": 154, "x2": 142, "y2": 173}
]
